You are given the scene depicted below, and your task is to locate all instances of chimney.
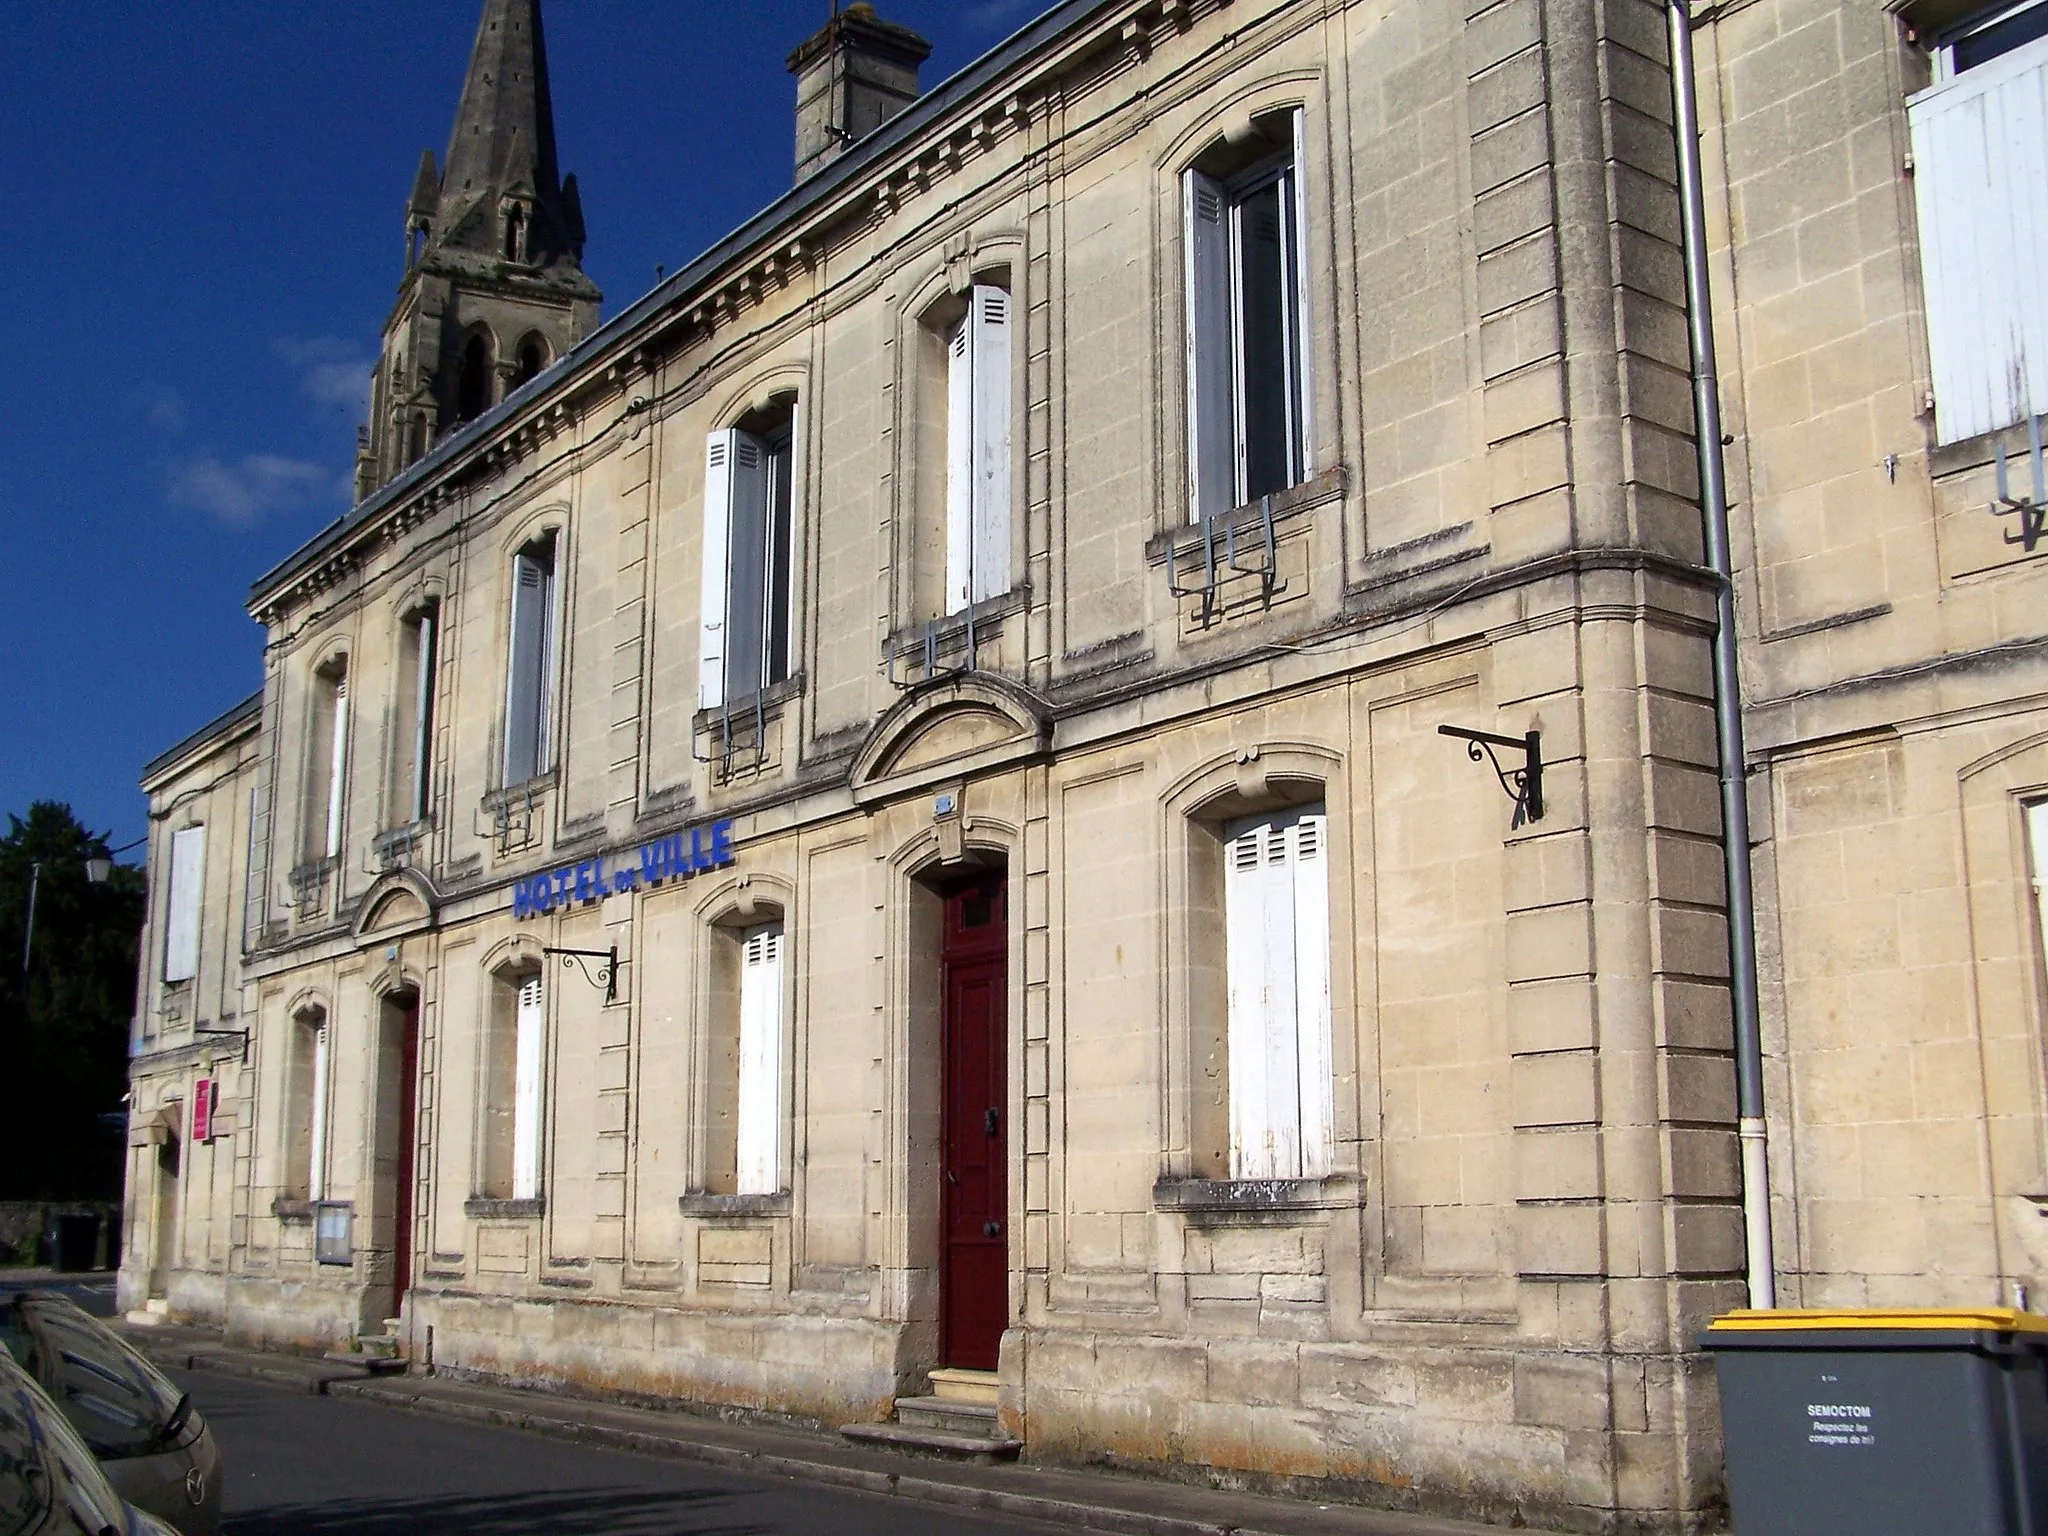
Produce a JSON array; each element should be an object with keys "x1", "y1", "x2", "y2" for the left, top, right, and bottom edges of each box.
[{"x1": 788, "y1": 4, "x2": 933, "y2": 183}]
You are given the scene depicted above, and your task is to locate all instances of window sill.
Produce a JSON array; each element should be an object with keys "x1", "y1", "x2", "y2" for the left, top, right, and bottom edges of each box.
[
  {"x1": 465, "y1": 1196, "x2": 545, "y2": 1220},
  {"x1": 1152, "y1": 1176, "x2": 1348, "y2": 1224},
  {"x1": 272, "y1": 1198, "x2": 316, "y2": 1223},
  {"x1": 679, "y1": 1191, "x2": 791, "y2": 1218},
  {"x1": 692, "y1": 673, "x2": 805, "y2": 735},
  {"x1": 481, "y1": 772, "x2": 556, "y2": 813},
  {"x1": 1143, "y1": 466, "x2": 1347, "y2": 565}
]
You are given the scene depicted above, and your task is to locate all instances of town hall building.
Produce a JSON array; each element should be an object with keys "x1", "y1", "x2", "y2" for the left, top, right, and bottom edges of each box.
[{"x1": 121, "y1": 0, "x2": 2048, "y2": 1530}]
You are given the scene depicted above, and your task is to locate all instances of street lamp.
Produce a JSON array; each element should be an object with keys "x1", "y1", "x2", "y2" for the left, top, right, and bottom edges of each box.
[{"x1": 21, "y1": 834, "x2": 145, "y2": 980}]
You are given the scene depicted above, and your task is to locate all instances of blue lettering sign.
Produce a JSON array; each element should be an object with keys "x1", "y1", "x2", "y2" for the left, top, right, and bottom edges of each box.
[{"x1": 508, "y1": 818, "x2": 738, "y2": 919}]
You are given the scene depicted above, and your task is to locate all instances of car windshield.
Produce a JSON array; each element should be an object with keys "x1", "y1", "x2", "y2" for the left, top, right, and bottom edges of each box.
[
  {"x1": 0, "y1": 1380, "x2": 50, "y2": 1536},
  {"x1": 0, "y1": 1362, "x2": 132, "y2": 1536},
  {"x1": 15, "y1": 1297, "x2": 186, "y2": 1460}
]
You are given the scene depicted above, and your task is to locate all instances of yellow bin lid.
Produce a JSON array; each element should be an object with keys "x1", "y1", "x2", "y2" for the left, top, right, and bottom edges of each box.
[{"x1": 1708, "y1": 1307, "x2": 2048, "y2": 1334}]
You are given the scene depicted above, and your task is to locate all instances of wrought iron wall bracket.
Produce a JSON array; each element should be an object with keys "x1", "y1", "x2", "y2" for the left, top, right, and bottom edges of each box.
[
  {"x1": 1990, "y1": 412, "x2": 2048, "y2": 554},
  {"x1": 193, "y1": 1027, "x2": 251, "y2": 1063},
  {"x1": 1437, "y1": 725, "x2": 1544, "y2": 828},
  {"x1": 542, "y1": 945, "x2": 618, "y2": 1004}
]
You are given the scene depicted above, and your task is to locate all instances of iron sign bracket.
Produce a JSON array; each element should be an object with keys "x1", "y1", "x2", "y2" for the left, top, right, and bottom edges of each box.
[
  {"x1": 542, "y1": 946, "x2": 619, "y2": 1005},
  {"x1": 1437, "y1": 725, "x2": 1544, "y2": 828}
]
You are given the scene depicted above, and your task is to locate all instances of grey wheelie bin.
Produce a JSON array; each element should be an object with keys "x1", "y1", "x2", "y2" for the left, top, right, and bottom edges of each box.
[{"x1": 1703, "y1": 1307, "x2": 2048, "y2": 1535}]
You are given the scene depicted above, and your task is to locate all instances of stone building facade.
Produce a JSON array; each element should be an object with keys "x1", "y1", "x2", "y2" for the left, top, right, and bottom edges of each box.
[{"x1": 117, "y1": 0, "x2": 2048, "y2": 1530}]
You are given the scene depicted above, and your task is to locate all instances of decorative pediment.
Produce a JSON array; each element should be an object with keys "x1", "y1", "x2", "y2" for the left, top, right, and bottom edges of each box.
[
  {"x1": 850, "y1": 674, "x2": 1051, "y2": 807},
  {"x1": 352, "y1": 868, "x2": 440, "y2": 946}
]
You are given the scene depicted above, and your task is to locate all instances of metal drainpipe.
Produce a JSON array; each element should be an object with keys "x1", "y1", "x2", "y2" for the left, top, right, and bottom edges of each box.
[{"x1": 1667, "y1": 0, "x2": 1776, "y2": 1310}]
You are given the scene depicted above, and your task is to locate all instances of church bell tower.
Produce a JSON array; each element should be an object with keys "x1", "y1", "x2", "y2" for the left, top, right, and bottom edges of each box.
[{"x1": 357, "y1": 0, "x2": 601, "y2": 499}]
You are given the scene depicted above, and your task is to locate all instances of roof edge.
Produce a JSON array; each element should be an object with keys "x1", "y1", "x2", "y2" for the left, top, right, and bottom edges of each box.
[{"x1": 142, "y1": 690, "x2": 263, "y2": 787}]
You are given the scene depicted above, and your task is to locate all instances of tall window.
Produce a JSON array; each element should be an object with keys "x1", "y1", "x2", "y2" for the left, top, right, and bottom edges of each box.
[
  {"x1": 283, "y1": 1007, "x2": 330, "y2": 1202},
  {"x1": 701, "y1": 921, "x2": 787, "y2": 1196},
  {"x1": 393, "y1": 603, "x2": 438, "y2": 825},
  {"x1": 1222, "y1": 805, "x2": 1332, "y2": 1180},
  {"x1": 698, "y1": 408, "x2": 794, "y2": 709},
  {"x1": 1910, "y1": 1, "x2": 2048, "y2": 442},
  {"x1": 1184, "y1": 109, "x2": 1312, "y2": 521},
  {"x1": 502, "y1": 535, "x2": 557, "y2": 786},
  {"x1": 514, "y1": 336, "x2": 548, "y2": 388},
  {"x1": 946, "y1": 284, "x2": 1013, "y2": 613},
  {"x1": 482, "y1": 972, "x2": 544, "y2": 1201},
  {"x1": 162, "y1": 825, "x2": 205, "y2": 985},
  {"x1": 305, "y1": 659, "x2": 349, "y2": 862}
]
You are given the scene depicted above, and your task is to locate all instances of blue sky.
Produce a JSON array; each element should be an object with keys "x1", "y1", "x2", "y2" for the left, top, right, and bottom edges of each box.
[{"x1": 1, "y1": 0, "x2": 1040, "y2": 857}]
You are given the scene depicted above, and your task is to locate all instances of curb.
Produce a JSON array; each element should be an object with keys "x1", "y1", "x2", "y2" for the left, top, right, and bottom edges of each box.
[
  {"x1": 161, "y1": 1345, "x2": 369, "y2": 1397},
  {"x1": 327, "y1": 1378, "x2": 1281, "y2": 1536}
]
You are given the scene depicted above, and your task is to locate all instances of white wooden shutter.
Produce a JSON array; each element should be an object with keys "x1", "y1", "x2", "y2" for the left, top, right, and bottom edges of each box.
[
  {"x1": 724, "y1": 432, "x2": 773, "y2": 698},
  {"x1": 504, "y1": 549, "x2": 550, "y2": 781},
  {"x1": 1909, "y1": 38, "x2": 2048, "y2": 443},
  {"x1": 1287, "y1": 107, "x2": 1315, "y2": 479},
  {"x1": 735, "y1": 924, "x2": 785, "y2": 1196},
  {"x1": 698, "y1": 432, "x2": 736, "y2": 709},
  {"x1": 945, "y1": 315, "x2": 975, "y2": 613},
  {"x1": 1289, "y1": 810, "x2": 1334, "y2": 1177},
  {"x1": 163, "y1": 825, "x2": 205, "y2": 983},
  {"x1": 307, "y1": 1021, "x2": 330, "y2": 1201},
  {"x1": 2028, "y1": 800, "x2": 2048, "y2": 972},
  {"x1": 323, "y1": 677, "x2": 348, "y2": 859},
  {"x1": 1223, "y1": 807, "x2": 1330, "y2": 1179},
  {"x1": 512, "y1": 976, "x2": 543, "y2": 1200},
  {"x1": 970, "y1": 285, "x2": 1013, "y2": 605},
  {"x1": 1184, "y1": 168, "x2": 1235, "y2": 523},
  {"x1": 410, "y1": 609, "x2": 436, "y2": 822}
]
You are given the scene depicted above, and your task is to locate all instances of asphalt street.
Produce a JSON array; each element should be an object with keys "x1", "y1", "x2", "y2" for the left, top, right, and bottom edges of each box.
[
  {"x1": 0, "y1": 1271, "x2": 119, "y2": 1316},
  {"x1": 167, "y1": 1367, "x2": 1069, "y2": 1536}
]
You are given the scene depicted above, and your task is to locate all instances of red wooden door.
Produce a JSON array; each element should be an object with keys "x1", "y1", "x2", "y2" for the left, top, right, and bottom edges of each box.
[
  {"x1": 940, "y1": 873, "x2": 1008, "y2": 1371},
  {"x1": 392, "y1": 996, "x2": 421, "y2": 1305}
]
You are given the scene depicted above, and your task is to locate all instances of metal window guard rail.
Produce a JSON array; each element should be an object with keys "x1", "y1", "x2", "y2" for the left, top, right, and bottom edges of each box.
[
  {"x1": 1167, "y1": 493, "x2": 1278, "y2": 626},
  {"x1": 692, "y1": 687, "x2": 771, "y2": 778},
  {"x1": 884, "y1": 606, "x2": 983, "y2": 690},
  {"x1": 1990, "y1": 411, "x2": 2048, "y2": 554}
]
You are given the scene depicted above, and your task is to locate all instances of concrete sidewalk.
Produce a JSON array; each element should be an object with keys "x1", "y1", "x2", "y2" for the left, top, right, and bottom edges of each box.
[{"x1": 121, "y1": 1321, "x2": 1530, "y2": 1536}]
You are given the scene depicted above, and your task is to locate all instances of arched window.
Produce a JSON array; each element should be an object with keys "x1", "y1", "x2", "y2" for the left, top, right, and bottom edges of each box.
[
  {"x1": 504, "y1": 205, "x2": 526, "y2": 262},
  {"x1": 457, "y1": 332, "x2": 494, "y2": 422},
  {"x1": 514, "y1": 336, "x2": 547, "y2": 388}
]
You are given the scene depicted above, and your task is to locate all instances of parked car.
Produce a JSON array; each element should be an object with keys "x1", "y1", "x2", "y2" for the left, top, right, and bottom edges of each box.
[
  {"x1": 0, "y1": 1348, "x2": 181, "y2": 1535},
  {"x1": 0, "y1": 1297, "x2": 216, "y2": 1536}
]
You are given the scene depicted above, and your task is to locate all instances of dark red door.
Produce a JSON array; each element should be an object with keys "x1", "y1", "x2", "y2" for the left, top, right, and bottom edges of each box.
[
  {"x1": 392, "y1": 996, "x2": 421, "y2": 1304},
  {"x1": 940, "y1": 872, "x2": 1008, "y2": 1371}
]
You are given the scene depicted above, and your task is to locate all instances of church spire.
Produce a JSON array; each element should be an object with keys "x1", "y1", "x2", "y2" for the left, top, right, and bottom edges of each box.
[
  {"x1": 355, "y1": 0, "x2": 600, "y2": 501},
  {"x1": 430, "y1": 0, "x2": 580, "y2": 267}
]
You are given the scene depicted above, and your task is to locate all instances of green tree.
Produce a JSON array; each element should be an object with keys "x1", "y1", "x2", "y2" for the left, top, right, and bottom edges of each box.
[{"x1": 0, "y1": 802, "x2": 145, "y2": 1200}]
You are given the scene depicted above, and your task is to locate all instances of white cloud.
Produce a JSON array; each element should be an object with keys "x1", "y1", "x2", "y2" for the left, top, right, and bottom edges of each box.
[
  {"x1": 169, "y1": 454, "x2": 347, "y2": 529},
  {"x1": 273, "y1": 336, "x2": 373, "y2": 413}
]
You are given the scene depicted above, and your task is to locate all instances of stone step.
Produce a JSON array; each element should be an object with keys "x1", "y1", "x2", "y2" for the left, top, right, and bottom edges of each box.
[
  {"x1": 124, "y1": 1300, "x2": 172, "y2": 1327},
  {"x1": 927, "y1": 1366, "x2": 999, "y2": 1406},
  {"x1": 894, "y1": 1395, "x2": 999, "y2": 1434},
  {"x1": 324, "y1": 1335, "x2": 408, "y2": 1373},
  {"x1": 840, "y1": 1419, "x2": 1022, "y2": 1461}
]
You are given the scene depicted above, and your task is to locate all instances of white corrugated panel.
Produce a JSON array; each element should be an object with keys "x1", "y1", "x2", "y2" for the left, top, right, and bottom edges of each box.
[
  {"x1": 163, "y1": 825, "x2": 205, "y2": 984},
  {"x1": 513, "y1": 976, "x2": 544, "y2": 1200},
  {"x1": 735, "y1": 924, "x2": 785, "y2": 1196},
  {"x1": 1910, "y1": 36, "x2": 2048, "y2": 444}
]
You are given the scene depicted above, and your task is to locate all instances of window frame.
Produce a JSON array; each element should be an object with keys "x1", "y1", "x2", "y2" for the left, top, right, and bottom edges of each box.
[
  {"x1": 161, "y1": 825, "x2": 206, "y2": 985},
  {"x1": 698, "y1": 409, "x2": 797, "y2": 711},
  {"x1": 1935, "y1": 0, "x2": 2048, "y2": 78},
  {"x1": 502, "y1": 533, "x2": 560, "y2": 788},
  {"x1": 944, "y1": 282, "x2": 1014, "y2": 614},
  {"x1": 1183, "y1": 107, "x2": 1315, "y2": 524}
]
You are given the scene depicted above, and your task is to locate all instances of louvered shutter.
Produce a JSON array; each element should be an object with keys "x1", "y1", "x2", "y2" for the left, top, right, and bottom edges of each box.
[
  {"x1": 504, "y1": 550, "x2": 550, "y2": 782},
  {"x1": 1290, "y1": 810, "x2": 1333, "y2": 1177},
  {"x1": 725, "y1": 432, "x2": 774, "y2": 698},
  {"x1": 1184, "y1": 167, "x2": 1235, "y2": 523},
  {"x1": 323, "y1": 677, "x2": 349, "y2": 859},
  {"x1": 308, "y1": 1022, "x2": 330, "y2": 1201},
  {"x1": 1225, "y1": 814, "x2": 1296, "y2": 1178},
  {"x1": 2028, "y1": 800, "x2": 2048, "y2": 966},
  {"x1": 698, "y1": 432, "x2": 736, "y2": 709},
  {"x1": 163, "y1": 825, "x2": 205, "y2": 983},
  {"x1": 513, "y1": 976, "x2": 544, "y2": 1200},
  {"x1": 970, "y1": 285, "x2": 1012, "y2": 605},
  {"x1": 735, "y1": 924, "x2": 785, "y2": 1196},
  {"x1": 945, "y1": 315, "x2": 975, "y2": 612},
  {"x1": 1288, "y1": 107, "x2": 1315, "y2": 478},
  {"x1": 1908, "y1": 38, "x2": 2048, "y2": 443}
]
